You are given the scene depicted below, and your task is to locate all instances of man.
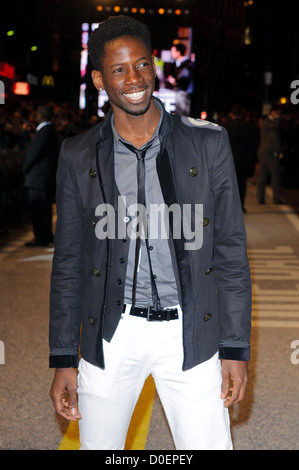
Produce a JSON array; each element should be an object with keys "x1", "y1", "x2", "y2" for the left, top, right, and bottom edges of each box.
[
  {"x1": 257, "y1": 106, "x2": 282, "y2": 204},
  {"x1": 23, "y1": 104, "x2": 60, "y2": 246},
  {"x1": 49, "y1": 16, "x2": 251, "y2": 450},
  {"x1": 224, "y1": 104, "x2": 258, "y2": 211},
  {"x1": 167, "y1": 43, "x2": 194, "y2": 116}
]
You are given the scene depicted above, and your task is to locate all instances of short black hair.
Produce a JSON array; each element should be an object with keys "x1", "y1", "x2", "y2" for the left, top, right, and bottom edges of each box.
[
  {"x1": 88, "y1": 15, "x2": 152, "y2": 71},
  {"x1": 173, "y1": 43, "x2": 186, "y2": 56},
  {"x1": 38, "y1": 104, "x2": 54, "y2": 121}
]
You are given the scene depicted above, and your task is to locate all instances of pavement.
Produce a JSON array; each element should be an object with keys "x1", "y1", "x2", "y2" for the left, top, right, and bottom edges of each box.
[{"x1": 0, "y1": 181, "x2": 299, "y2": 451}]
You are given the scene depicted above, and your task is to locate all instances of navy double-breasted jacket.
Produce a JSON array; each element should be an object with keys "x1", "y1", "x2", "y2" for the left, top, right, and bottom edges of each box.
[{"x1": 49, "y1": 99, "x2": 251, "y2": 371}]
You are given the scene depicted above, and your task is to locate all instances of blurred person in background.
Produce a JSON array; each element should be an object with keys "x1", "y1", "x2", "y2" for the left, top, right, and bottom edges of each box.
[
  {"x1": 257, "y1": 106, "x2": 283, "y2": 204},
  {"x1": 22, "y1": 104, "x2": 60, "y2": 246},
  {"x1": 225, "y1": 105, "x2": 259, "y2": 212},
  {"x1": 168, "y1": 42, "x2": 194, "y2": 116}
]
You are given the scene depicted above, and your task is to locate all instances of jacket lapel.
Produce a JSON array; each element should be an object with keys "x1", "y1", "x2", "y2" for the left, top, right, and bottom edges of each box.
[{"x1": 95, "y1": 112, "x2": 116, "y2": 207}]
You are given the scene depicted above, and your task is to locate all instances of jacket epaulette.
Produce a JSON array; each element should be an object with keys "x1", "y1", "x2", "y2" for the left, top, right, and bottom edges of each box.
[{"x1": 181, "y1": 116, "x2": 222, "y2": 131}]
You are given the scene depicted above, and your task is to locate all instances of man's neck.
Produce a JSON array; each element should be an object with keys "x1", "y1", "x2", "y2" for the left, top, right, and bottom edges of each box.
[{"x1": 113, "y1": 98, "x2": 161, "y2": 148}]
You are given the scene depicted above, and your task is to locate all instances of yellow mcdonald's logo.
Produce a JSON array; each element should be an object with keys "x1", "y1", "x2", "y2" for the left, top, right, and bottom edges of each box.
[{"x1": 42, "y1": 75, "x2": 54, "y2": 86}]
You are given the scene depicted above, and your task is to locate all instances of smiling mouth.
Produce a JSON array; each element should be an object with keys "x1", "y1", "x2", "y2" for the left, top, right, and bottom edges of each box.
[{"x1": 123, "y1": 90, "x2": 146, "y2": 101}]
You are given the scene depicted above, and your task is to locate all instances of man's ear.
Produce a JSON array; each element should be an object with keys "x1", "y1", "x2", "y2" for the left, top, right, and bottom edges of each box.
[{"x1": 91, "y1": 70, "x2": 104, "y2": 91}]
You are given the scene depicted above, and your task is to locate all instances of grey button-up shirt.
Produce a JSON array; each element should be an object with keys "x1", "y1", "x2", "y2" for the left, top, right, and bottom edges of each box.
[{"x1": 112, "y1": 105, "x2": 179, "y2": 308}]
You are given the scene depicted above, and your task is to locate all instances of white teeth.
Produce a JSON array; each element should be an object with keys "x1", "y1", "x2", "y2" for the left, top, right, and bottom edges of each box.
[{"x1": 124, "y1": 90, "x2": 146, "y2": 101}]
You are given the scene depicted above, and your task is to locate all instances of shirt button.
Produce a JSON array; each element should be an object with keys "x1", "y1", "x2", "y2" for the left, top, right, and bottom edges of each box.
[
  {"x1": 149, "y1": 246, "x2": 153, "y2": 250},
  {"x1": 204, "y1": 313, "x2": 212, "y2": 321}
]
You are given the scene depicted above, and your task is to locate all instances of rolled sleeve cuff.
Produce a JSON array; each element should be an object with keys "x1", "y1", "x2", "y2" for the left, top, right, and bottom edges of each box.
[
  {"x1": 49, "y1": 354, "x2": 79, "y2": 368},
  {"x1": 219, "y1": 346, "x2": 250, "y2": 361}
]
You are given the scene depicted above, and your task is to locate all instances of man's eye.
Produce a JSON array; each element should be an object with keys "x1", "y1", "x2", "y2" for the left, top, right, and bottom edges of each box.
[
  {"x1": 138, "y1": 62, "x2": 150, "y2": 68},
  {"x1": 113, "y1": 68, "x2": 124, "y2": 74}
]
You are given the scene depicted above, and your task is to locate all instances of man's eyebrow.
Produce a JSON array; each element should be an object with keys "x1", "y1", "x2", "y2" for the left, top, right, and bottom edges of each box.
[
  {"x1": 109, "y1": 56, "x2": 151, "y2": 69},
  {"x1": 109, "y1": 62, "x2": 124, "y2": 69}
]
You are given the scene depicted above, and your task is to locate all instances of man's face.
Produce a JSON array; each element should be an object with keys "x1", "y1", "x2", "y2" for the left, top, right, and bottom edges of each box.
[
  {"x1": 92, "y1": 36, "x2": 156, "y2": 117},
  {"x1": 35, "y1": 108, "x2": 43, "y2": 124},
  {"x1": 171, "y1": 46, "x2": 179, "y2": 60}
]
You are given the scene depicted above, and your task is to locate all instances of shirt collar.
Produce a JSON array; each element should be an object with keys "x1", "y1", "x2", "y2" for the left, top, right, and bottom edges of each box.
[{"x1": 36, "y1": 121, "x2": 52, "y2": 131}]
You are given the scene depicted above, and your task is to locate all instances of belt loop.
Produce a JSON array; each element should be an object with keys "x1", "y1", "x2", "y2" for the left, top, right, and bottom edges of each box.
[{"x1": 147, "y1": 306, "x2": 151, "y2": 322}]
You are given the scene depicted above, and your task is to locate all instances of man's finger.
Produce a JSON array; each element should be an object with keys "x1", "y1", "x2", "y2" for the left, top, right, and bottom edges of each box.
[
  {"x1": 68, "y1": 389, "x2": 82, "y2": 419},
  {"x1": 220, "y1": 370, "x2": 230, "y2": 400}
]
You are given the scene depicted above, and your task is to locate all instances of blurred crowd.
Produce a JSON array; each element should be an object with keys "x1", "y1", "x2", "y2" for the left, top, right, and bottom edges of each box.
[
  {"x1": 0, "y1": 98, "x2": 299, "y2": 236},
  {"x1": 0, "y1": 100, "x2": 101, "y2": 234}
]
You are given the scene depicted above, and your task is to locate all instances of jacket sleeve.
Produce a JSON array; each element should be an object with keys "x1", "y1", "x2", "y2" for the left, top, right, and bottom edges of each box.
[
  {"x1": 211, "y1": 128, "x2": 252, "y2": 361},
  {"x1": 49, "y1": 141, "x2": 83, "y2": 368}
]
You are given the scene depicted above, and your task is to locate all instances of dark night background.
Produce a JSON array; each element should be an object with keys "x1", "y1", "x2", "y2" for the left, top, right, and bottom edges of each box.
[{"x1": 1, "y1": 0, "x2": 299, "y2": 115}]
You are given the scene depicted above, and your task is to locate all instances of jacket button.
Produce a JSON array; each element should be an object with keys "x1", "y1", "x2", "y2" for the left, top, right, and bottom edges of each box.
[
  {"x1": 116, "y1": 300, "x2": 122, "y2": 306},
  {"x1": 204, "y1": 313, "x2": 212, "y2": 321},
  {"x1": 92, "y1": 267, "x2": 100, "y2": 277},
  {"x1": 90, "y1": 219, "x2": 96, "y2": 228},
  {"x1": 88, "y1": 316, "x2": 95, "y2": 325},
  {"x1": 189, "y1": 167, "x2": 198, "y2": 177},
  {"x1": 89, "y1": 168, "x2": 97, "y2": 178},
  {"x1": 202, "y1": 217, "x2": 210, "y2": 227},
  {"x1": 117, "y1": 279, "x2": 123, "y2": 285},
  {"x1": 205, "y1": 267, "x2": 214, "y2": 275},
  {"x1": 119, "y1": 258, "x2": 125, "y2": 264}
]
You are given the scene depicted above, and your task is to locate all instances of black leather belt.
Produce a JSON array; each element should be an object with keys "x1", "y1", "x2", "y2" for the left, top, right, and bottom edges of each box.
[{"x1": 126, "y1": 305, "x2": 179, "y2": 322}]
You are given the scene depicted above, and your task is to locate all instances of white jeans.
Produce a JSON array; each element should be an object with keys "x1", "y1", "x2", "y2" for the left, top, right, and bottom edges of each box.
[{"x1": 77, "y1": 305, "x2": 232, "y2": 450}]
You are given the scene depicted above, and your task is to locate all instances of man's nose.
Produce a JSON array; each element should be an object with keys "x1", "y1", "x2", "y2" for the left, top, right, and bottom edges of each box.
[{"x1": 125, "y1": 67, "x2": 142, "y2": 85}]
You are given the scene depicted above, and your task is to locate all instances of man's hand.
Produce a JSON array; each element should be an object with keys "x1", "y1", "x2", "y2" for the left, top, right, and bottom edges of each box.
[
  {"x1": 221, "y1": 360, "x2": 248, "y2": 408},
  {"x1": 49, "y1": 368, "x2": 82, "y2": 421}
]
